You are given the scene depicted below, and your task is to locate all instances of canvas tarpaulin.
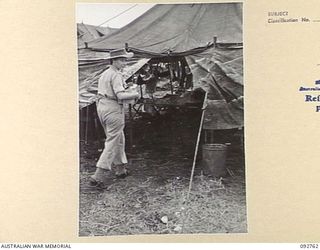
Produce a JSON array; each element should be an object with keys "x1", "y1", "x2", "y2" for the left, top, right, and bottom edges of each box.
[
  {"x1": 186, "y1": 47, "x2": 243, "y2": 129},
  {"x1": 77, "y1": 23, "x2": 118, "y2": 49},
  {"x1": 87, "y1": 3, "x2": 242, "y2": 56}
]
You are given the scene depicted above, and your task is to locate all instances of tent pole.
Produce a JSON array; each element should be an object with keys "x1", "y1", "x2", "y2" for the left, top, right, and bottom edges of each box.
[
  {"x1": 204, "y1": 129, "x2": 208, "y2": 144},
  {"x1": 168, "y1": 63, "x2": 174, "y2": 94},
  {"x1": 128, "y1": 104, "x2": 133, "y2": 153},
  {"x1": 94, "y1": 113, "x2": 99, "y2": 142},
  {"x1": 186, "y1": 91, "x2": 207, "y2": 200},
  {"x1": 182, "y1": 91, "x2": 208, "y2": 232},
  {"x1": 213, "y1": 36, "x2": 217, "y2": 48},
  {"x1": 85, "y1": 105, "x2": 89, "y2": 144},
  {"x1": 211, "y1": 129, "x2": 214, "y2": 143},
  {"x1": 140, "y1": 85, "x2": 143, "y2": 99},
  {"x1": 129, "y1": 104, "x2": 132, "y2": 121}
]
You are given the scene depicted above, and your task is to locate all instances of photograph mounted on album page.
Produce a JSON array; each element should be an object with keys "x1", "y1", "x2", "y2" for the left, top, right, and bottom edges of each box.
[
  {"x1": 77, "y1": 2, "x2": 246, "y2": 237},
  {"x1": 0, "y1": 0, "x2": 319, "y2": 243}
]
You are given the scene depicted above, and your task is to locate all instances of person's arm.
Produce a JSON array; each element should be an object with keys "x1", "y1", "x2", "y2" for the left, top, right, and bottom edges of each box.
[
  {"x1": 117, "y1": 91, "x2": 139, "y2": 100},
  {"x1": 112, "y1": 74, "x2": 139, "y2": 100}
]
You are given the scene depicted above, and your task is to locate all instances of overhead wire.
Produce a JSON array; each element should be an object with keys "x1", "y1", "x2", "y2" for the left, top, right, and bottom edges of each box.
[
  {"x1": 78, "y1": 4, "x2": 138, "y2": 39},
  {"x1": 97, "y1": 4, "x2": 138, "y2": 27}
]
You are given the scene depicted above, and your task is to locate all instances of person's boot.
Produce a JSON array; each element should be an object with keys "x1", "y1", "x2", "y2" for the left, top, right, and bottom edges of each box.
[
  {"x1": 115, "y1": 164, "x2": 129, "y2": 179},
  {"x1": 89, "y1": 167, "x2": 110, "y2": 188}
]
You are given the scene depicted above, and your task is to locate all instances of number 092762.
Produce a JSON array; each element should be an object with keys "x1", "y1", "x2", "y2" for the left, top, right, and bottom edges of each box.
[{"x1": 300, "y1": 244, "x2": 319, "y2": 249}]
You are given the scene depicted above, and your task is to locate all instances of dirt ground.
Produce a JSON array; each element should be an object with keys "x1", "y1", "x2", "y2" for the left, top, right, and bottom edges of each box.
[{"x1": 79, "y1": 108, "x2": 247, "y2": 236}]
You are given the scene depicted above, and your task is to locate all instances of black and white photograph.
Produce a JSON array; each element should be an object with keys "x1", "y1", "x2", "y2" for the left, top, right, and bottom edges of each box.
[{"x1": 77, "y1": 2, "x2": 245, "y2": 236}]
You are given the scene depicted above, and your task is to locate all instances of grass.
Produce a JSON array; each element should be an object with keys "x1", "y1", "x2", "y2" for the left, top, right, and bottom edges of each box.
[
  {"x1": 79, "y1": 109, "x2": 247, "y2": 236},
  {"x1": 79, "y1": 156, "x2": 247, "y2": 236}
]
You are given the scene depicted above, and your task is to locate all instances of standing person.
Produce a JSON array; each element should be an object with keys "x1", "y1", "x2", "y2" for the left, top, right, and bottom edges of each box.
[{"x1": 89, "y1": 49, "x2": 139, "y2": 188}]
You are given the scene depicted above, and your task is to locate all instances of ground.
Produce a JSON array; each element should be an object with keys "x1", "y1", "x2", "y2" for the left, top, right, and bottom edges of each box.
[{"x1": 79, "y1": 108, "x2": 247, "y2": 236}]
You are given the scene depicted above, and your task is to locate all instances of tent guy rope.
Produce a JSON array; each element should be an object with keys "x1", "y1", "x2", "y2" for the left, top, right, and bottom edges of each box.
[
  {"x1": 97, "y1": 4, "x2": 138, "y2": 27},
  {"x1": 78, "y1": 4, "x2": 138, "y2": 39}
]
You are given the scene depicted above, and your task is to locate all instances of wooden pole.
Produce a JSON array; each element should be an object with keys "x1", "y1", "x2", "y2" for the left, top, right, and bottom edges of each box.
[
  {"x1": 211, "y1": 129, "x2": 214, "y2": 143},
  {"x1": 182, "y1": 91, "x2": 208, "y2": 232},
  {"x1": 213, "y1": 36, "x2": 217, "y2": 48},
  {"x1": 140, "y1": 85, "x2": 143, "y2": 99},
  {"x1": 128, "y1": 104, "x2": 133, "y2": 153},
  {"x1": 186, "y1": 91, "x2": 207, "y2": 201},
  {"x1": 94, "y1": 114, "x2": 99, "y2": 142},
  {"x1": 168, "y1": 63, "x2": 174, "y2": 94},
  {"x1": 85, "y1": 105, "x2": 89, "y2": 144}
]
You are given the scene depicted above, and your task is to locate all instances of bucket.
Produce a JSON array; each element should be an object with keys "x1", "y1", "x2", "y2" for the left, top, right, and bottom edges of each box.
[{"x1": 202, "y1": 143, "x2": 228, "y2": 177}]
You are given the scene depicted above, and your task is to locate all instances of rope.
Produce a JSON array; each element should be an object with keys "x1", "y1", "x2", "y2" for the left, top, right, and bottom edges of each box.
[
  {"x1": 78, "y1": 4, "x2": 138, "y2": 39},
  {"x1": 97, "y1": 4, "x2": 138, "y2": 27}
]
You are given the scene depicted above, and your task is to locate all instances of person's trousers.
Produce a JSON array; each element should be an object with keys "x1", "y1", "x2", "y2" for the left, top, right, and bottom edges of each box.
[{"x1": 96, "y1": 98, "x2": 128, "y2": 170}]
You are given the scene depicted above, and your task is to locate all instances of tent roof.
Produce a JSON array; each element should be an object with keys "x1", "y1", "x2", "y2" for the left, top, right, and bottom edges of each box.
[
  {"x1": 88, "y1": 3, "x2": 242, "y2": 55},
  {"x1": 77, "y1": 23, "x2": 118, "y2": 49}
]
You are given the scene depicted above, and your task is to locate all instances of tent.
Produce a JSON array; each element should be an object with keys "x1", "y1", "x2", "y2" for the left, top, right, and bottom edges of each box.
[
  {"x1": 77, "y1": 23, "x2": 118, "y2": 49},
  {"x1": 78, "y1": 3, "x2": 243, "y2": 130},
  {"x1": 88, "y1": 3, "x2": 242, "y2": 55}
]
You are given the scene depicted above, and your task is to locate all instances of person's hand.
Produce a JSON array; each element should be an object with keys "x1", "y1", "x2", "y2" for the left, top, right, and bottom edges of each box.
[
  {"x1": 128, "y1": 84, "x2": 138, "y2": 93},
  {"x1": 126, "y1": 82, "x2": 133, "y2": 88},
  {"x1": 133, "y1": 91, "x2": 140, "y2": 99},
  {"x1": 125, "y1": 85, "x2": 139, "y2": 99}
]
